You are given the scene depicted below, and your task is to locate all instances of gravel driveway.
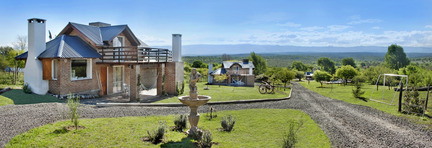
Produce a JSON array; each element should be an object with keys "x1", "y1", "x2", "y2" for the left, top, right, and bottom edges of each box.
[{"x1": 1, "y1": 82, "x2": 431, "y2": 147}]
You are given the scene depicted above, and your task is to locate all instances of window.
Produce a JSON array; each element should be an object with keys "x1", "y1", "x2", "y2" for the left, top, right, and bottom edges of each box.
[
  {"x1": 71, "y1": 59, "x2": 92, "y2": 80},
  {"x1": 52, "y1": 60, "x2": 57, "y2": 80}
]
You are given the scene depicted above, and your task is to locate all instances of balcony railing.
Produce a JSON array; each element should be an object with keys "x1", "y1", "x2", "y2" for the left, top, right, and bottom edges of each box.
[{"x1": 97, "y1": 46, "x2": 172, "y2": 64}]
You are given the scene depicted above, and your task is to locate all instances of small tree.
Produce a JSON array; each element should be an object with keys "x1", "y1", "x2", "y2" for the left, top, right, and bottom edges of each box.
[
  {"x1": 214, "y1": 74, "x2": 227, "y2": 87},
  {"x1": 313, "y1": 70, "x2": 331, "y2": 87},
  {"x1": 352, "y1": 79, "x2": 365, "y2": 100},
  {"x1": 336, "y1": 65, "x2": 359, "y2": 86},
  {"x1": 295, "y1": 71, "x2": 304, "y2": 81},
  {"x1": 67, "y1": 95, "x2": 80, "y2": 130},
  {"x1": 274, "y1": 68, "x2": 295, "y2": 89}
]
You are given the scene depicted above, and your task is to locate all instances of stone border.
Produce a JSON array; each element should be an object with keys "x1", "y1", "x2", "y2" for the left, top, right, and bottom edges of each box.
[{"x1": 96, "y1": 88, "x2": 292, "y2": 107}]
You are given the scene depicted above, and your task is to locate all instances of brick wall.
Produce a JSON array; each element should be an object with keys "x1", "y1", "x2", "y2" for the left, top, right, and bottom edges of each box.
[{"x1": 49, "y1": 58, "x2": 100, "y2": 95}]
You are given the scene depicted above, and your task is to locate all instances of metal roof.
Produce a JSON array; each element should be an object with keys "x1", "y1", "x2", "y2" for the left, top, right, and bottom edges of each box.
[
  {"x1": 15, "y1": 51, "x2": 28, "y2": 60},
  {"x1": 70, "y1": 22, "x2": 104, "y2": 45},
  {"x1": 100, "y1": 25, "x2": 127, "y2": 41},
  {"x1": 38, "y1": 35, "x2": 101, "y2": 58},
  {"x1": 223, "y1": 61, "x2": 255, "y2": 69}
]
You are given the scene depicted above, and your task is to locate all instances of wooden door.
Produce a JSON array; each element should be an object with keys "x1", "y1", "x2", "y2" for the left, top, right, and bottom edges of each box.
[{"x1": 100, "y1": 67, "x2": 107, "y2": 95}]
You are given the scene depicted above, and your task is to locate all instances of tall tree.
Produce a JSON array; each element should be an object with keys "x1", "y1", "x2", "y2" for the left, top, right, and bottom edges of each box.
[
  {"x1": 385, "y1": 44, "x2": 410, "y2": 70},
  {"x1": 317, "y1": 57, "x2": 336, "y2": 74},
  {"x1": 291, "y1": 61, "x2": 308, "y2": 71},
  {"x1": 341, "y1": 58, "x2": 356, "y2": 68},
  {"x1": 0, "y1": 46, "x2": 14, "y2": 56},
  {"x1": 249, "y1": 52, "x2": 267, "y2": 75}
]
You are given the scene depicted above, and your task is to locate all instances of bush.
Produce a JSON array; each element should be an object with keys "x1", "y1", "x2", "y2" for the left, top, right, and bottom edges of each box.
[
  {"x1": 67, "y1": 95, "x2": 80, "y2": 130},
  {"x1": 173, "y1": 115, "x2": 187, "y2": 132},
  {"x1": 403, "y1": 86, "x2": 425, "y2": 114},
  {"x1": 147, "y1": 121, "x2": 167, "y2": 144},
  {"x1": 22, "y1": 82, "x2": 32, "y2": 94},
  {"x1": 188, "y1": 129, "x2": 203, "y2": 141},
  {"x1": 221, "y1": 115, "x2": 235, "y2": 132},
  {"x1": 200, "y1": 130, "x2": 213, "y2": 148},
  {"x1": 352, "y1": 82, "x2": 365, "y2": 99},
  {"x1": 282, "y1": 120, "x2": 304, "y2": 148}
]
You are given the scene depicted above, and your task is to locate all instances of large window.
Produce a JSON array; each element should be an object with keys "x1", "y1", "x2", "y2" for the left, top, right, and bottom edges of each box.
[
  {"x1": 52, "y1": 60, "x2": 57, "y2": 80},
  {"x1": 71, "y1": 59, "x2": 92, "y2": 80}
]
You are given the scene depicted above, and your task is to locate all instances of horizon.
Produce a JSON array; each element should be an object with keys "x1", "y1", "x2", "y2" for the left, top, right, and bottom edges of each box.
[{"x1": 1, "y1": 0, "x2": 432, "y2": 48}]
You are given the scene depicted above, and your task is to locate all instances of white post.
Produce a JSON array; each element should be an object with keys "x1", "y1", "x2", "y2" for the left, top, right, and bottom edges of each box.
[
  {"x1": 24, "y1": 18, "x2": 49, "y2": 95},
  {"x1": 208, "y1": 64, "x2": 213, "y2": 84},
  {"x1": 172, "y1": 34, "x2": 182, "y2": 62},
  {"x1": 383, "y1": 75, "x2": 385, "y2": 100}
]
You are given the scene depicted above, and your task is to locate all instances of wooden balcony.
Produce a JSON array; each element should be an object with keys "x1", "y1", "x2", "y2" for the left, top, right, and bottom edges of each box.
[{"x1": 96, "y1": 46, "x2": 172, "y2": 64}]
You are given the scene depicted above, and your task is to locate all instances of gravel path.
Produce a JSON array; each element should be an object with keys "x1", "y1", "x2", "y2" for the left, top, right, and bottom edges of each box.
[{"x1": 1, "y1": 82, "x2": 431, "y2": 147}]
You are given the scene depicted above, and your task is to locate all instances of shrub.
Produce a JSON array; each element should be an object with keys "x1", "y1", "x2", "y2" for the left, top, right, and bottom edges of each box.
[
  {"x1": 282, "y1": 120, "x2": 304, "y2": 148},
  {"x1": 67, "y1": 95, "x2": 80, "y2": 130},
  {"x1": 200, "y1": 130, "x2": 213, "y2": 148},
  {"x1": 173, "y1": 115, "x2": 187, "y2": 132},
  {"x1": 147, "y1": 121, "x2": 167, "y2": 144},
  {"x1": 221, "y1": 115, "x2": 235, "y2": 132},
  {"x1": 352, "y1": 82, "x2": 365, "y2": 99},
  {"x1": 22, "y1": 82, "x2": 32, "y2": 94},
  {"x1": 403, "y1": 86, "x2": 425, "y2": 114},
  {"x1": 188, "y1": 129, "x2": 203, "y2": 141},
  {"x1": 181, "y1": 80, "x2": 185, "y2": 94},
  {"x1": 206, "y1": 107, "x2": 217, "y2": 120}
]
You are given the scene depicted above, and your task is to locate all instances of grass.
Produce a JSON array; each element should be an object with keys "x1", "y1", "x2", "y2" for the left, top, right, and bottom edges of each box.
[
  {"x1": 299, "y1": 81, "x2": 432, "y2": 128},
  {"x1": 156, "y1": 82, "x2": 291, "y2": 103},
  {"x1": 0, "y1": 95, "x2": 14, "y2": 106},
  {"x1": 7, "y1": 109, "x2": 330, "y2": 148},
  {"x1": 1, "y1": 89, "x2": 64, "y2": 105}
]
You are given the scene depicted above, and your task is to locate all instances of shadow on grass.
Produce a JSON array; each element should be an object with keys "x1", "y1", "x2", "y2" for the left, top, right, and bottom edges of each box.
[
  {"x1": 1, "y1": 89, "x2": 64, "y2": 105},
  {"x1": 357, "y1": 97, "x2": 368, "y2": 102},
  {"x1": 52, "y1": 128, "x2": 68, "y2": 134},
  {"x1": 160, "y1": 137, "x2": 196, "y2": 148}
]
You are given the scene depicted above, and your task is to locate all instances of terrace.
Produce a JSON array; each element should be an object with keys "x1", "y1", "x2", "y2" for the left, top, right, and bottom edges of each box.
[{"x1": 96, "y1": 46, "x2": 172, "y2": 64}]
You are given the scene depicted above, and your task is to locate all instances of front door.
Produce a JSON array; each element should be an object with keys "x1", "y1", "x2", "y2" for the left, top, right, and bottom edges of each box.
[{"x1": 113, "y1": 66, "x2": 124, "y2": 93}]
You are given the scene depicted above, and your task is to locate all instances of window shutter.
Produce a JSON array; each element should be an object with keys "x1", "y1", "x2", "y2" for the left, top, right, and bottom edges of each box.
[{"x1": 42, "y1": 59, "x2": 52, "y2": 80}]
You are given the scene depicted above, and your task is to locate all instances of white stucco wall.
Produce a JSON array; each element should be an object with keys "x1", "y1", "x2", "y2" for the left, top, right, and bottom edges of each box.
[{"x1": 24, "y1": 18, "x2": 49, "y2": 95}]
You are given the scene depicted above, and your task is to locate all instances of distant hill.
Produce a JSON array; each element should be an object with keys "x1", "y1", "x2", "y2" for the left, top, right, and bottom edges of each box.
[{"x1": 157, "y1": 44, "x2": 432, "y2": 56}]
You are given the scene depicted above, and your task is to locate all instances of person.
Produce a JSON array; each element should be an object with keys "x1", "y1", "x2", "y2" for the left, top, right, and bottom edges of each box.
[{"x1": 189, "y1": 68, "x2": 201, "y2": 95}]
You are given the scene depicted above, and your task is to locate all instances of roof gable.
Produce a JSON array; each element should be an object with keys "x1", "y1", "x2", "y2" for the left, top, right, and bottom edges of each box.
[
  {"x1": 70, "y1": 23, "x2": 103, "y2": 46},
  {"x1": 223, "y1": 61, "x2": 255, "y2": 69}
]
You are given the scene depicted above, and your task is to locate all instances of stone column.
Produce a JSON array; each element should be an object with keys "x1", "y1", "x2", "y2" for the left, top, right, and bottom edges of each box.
[{"x1": 129, "y1": 65, "x2": 138, "y2": 102}]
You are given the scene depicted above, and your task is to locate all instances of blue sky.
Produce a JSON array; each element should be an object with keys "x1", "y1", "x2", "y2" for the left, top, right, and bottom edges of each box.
[{"x1": 1, "y1": 0, "x2": 431, "y2": 47}]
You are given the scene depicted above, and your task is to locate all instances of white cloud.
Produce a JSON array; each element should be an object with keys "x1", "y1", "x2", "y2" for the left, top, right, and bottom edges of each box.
[
  {"x1": 299, "y1": 26, "x2": 324, "y2": 31},
  {"x1": 348, "y1": 19, "x2": 382, "y2": 25},
  {"x1": 327, "y1": 25, "x2": 350, "y2": 31},
  {"x1": 220, "y1": 30, "x2": 432, "y2": 47},
  {"x1": 277, "y1": 22, "x2": 301, "y2": 27},
  {"x1": 348, "y1": 15, "x2": 382, "y2": 25},
  {"x1": 425, "y1": 25, "x2": 432, "y2": 29},
  {"x1": 372, "y1": 26, "x2": 381, "y2": 30}
]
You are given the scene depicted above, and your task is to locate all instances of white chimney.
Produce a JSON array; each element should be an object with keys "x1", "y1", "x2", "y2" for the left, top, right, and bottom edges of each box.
[
  {"x1": 172, "y1": 34, "x2": 182, "y2": 62},
  {"x1": 208, "y1": 63, "x2": 213, "y2": 84},
  {"x1": 24, "y1": 18, "x2": 49, "y2": 95}
]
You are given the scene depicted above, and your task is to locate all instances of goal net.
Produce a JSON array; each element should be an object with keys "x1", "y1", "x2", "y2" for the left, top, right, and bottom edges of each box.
[{"x1": 369, "y1": 74, "x2": 408, "y2": 105}]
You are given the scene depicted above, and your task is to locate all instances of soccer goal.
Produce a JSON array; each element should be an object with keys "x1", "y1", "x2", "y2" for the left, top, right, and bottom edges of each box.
[{"x1": 369, "y1": 74, "x2": 408, "y2": 105}]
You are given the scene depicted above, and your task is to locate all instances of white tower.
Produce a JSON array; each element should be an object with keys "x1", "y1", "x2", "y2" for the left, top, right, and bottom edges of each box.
[
  {"x1": 172, "y1": 34, "x2": 182, "y2": 62},
  {"x1": 24, "y1": 18, "x2": 49, "y2": 95}
]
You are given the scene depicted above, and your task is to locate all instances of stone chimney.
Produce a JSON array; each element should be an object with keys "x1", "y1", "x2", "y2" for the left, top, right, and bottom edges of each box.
[
  {"x1": 172, "y1": 34, "x2": 182, "y2": 62},
  {"x1": 24, "y1": 18, "x2": 49, "y2": 95}
]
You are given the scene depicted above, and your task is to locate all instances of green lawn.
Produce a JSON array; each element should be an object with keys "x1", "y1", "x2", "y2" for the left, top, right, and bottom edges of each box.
[
  {"x1": 156, "y1": 82, "x2": 291, "y2": 103},
  {"x1": 299, "y1": 81, "x2": 432, "y2": 127},
  {"x1": 1, "y1": 89, "x2": 64, "y2": 105},
  {"x1": 0, "y1": 95, "x2": 13, "y2": 106},
  {"x1": 7, "y1": 109, "x2": 330, "y2": 148}
]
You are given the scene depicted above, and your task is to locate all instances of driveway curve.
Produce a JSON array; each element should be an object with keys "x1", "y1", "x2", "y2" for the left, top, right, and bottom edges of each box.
[{"x1": 1, "y1": 82, "x2": 431, "y2": 147}]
